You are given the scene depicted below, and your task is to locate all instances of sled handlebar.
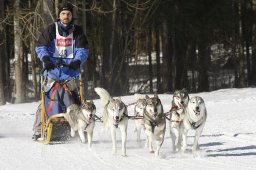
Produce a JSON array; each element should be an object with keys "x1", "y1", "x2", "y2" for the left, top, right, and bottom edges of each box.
[{"x1": 41, "y1": 63, "x2": 72, "y2": 74}]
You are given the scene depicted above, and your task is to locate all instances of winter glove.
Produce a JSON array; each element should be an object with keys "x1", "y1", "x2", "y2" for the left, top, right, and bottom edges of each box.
[
  {"x1": 69, "y1": 60, "x2": 81, "y2": 70},
  {"x1": 42, "y1": 56, "x2": 55, "y2": 70}
]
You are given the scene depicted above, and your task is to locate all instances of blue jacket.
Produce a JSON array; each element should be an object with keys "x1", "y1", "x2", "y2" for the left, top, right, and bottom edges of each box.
[{"x1": 36, "y1": 20, "x2": 89, "y2": 81}]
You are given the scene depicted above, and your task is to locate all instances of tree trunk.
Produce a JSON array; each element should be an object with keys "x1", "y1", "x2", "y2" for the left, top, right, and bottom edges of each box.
[
  {"x1": 147, "y1": 28, "x2": 153, "y2": 93},
  {"x1": 14, "y1": 0, "x2": 25, "y2": 103},
  {"x1": 101, "y1": 0, "x2": 112, "y2": 90},
  {"x1": 81, "y1": 0, "x2": 87, "y2": 100},
  {"x1": 161, "y1": 19, "x2": 172, "y2": 92},
  {"x1": 42, "y1": 0, "x2": 54, "y2": 27},
  {"x1": 155, "y1": 23, "x2": 161, "y2": 93},
  {"x1": 0, "y1": 0, "x2": 6, "y2": 105},
  {"x1": 174, "y1": 31, "x2": 186, "y2": 90},
  {"x1": 198, "y1": 43, "x2": 210, "y2": 92},
  {"x1": 55, "y1": 0, "x2": 59, "y2": 18},
  {"x1": 238, "y1": 0, "x2": 246, "y2": 87},
  {"x1": 244, "y1": 0, "x2": 253, "y2": 85},
  {"x1": 232, "y1": 0, "x2": 239, "y2": 87},
  {"x1": 190, "y1": 43, "x2": 197, "y2": 92},
  {"x1": 251, "y1": 0, "x2": 256, "y2": 84}
]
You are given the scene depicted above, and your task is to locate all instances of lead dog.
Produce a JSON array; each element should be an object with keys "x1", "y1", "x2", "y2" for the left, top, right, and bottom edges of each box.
[
  {"x1": 180, "y1": 96, "x2": 207, "y2": 153},
  {"x1": 63, "y1": 100, "x2": 96, "y2": 148},
  {"x1": 94, "y1": 87, "x2": 128, "y2": 156},
  {"x1": 144, "y1": 94, "x2": 166, "y2": 156},
  {"x1": 169, "y1": 89, "x2": 189, "y2": 152}
]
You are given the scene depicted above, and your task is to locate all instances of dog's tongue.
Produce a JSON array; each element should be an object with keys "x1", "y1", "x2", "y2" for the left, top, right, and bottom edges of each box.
[{"x1": 194, "y1": 110, "x2": 200, "y2": 115}]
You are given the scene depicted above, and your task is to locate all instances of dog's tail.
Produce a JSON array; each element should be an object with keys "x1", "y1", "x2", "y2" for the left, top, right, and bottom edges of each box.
[
  {"x1": 94, "y1": 87, "x2": 112, "y2": 105},
  {"x1": 134, "y1": 93, "x2": 146, "y2": 101}
]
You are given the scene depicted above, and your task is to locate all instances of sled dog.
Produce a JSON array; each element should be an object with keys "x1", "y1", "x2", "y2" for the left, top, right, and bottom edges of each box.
[
  {"x1": 180, "y1": 96, "x2": 207, "y2": 153},
  {"x1": 64, "y1": 100, "x2": 96, "y2": 148},
  {"x1": 133, "y1": 94, "x2": 147, "y2": 142},
  {"x1": 144, "y1": 94, "x2": 166, "y2": 156},
  {"x1": 169, "y1": 88, "x2": 189, "y2": 152},
  {"x1": 94, "y1": 87, "x2": 128, "y2": 156}
]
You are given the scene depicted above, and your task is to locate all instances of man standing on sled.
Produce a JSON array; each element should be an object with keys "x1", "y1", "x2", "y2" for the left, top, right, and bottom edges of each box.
[{"x1": 32, "y1": 2, "x2": 89, "y2": 139}]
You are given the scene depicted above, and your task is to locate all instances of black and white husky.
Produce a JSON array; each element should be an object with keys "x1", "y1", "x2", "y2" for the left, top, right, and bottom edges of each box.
[
  {"x1": 94, "y1": 87, "x2": 128, "y2": 156},
  {"x1": 169, "y1": 89, "x2": 189, "y2": 152},
  {"x1": 64, "y1": 100, "x2": 96, "y2": 148},
  {"x1": 180, "y1": 96, "x2": 207, "y2": 153},
  {"x1": 144, "y1": 94, "x2": 166, "y2": 156}
]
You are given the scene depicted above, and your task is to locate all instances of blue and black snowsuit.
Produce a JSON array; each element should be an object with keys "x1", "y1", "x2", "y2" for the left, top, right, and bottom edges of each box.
[{"x1": 35, "y1": 19, "x2": 89, "y2": 117}]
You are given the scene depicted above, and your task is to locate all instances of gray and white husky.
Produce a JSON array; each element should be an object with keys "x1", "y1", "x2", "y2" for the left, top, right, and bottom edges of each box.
[
  {"x1": 169, "y1": 88, "x2": 189, "y2": 152},
  {"x1": 180, "y1": 96, "x2": 207, "y2": 153},
  {"x1": 133, "y1": 94, "x2": 147, "y2": 142},
  {"x1": 94, "y1": 87, "x2": 128, "y2": 156},
  {"x1": 144, "y1": 94, "x2": 166, "y2": 156},
  {"x1": 63, "y1": 100, "x2": 96, "y2": 148}
]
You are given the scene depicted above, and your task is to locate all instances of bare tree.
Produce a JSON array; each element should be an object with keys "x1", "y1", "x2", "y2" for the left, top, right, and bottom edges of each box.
[
  {"x1": 0, "y1": 0, "x2": 6, "y2": 105},
  {"x1": 238, "y1": 0, "x2": 246, "y2": 87},
  {"x1": 161, "y1": 19, "x2": 172, "y2": 92},
  {"x1": 14, "y1": 0, "x2": 26, "y2": 103},
  {"x1": 81, "y1": 0, "x2": 88, "y2": 100},
  {"x1": 147, "y1": 28, "x2": 153, "y2": 93}
]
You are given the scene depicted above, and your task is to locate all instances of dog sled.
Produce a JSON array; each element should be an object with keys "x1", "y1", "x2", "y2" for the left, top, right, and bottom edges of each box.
[{"x1": 33, "y1": 64, "x2": 82, "y2": 144}]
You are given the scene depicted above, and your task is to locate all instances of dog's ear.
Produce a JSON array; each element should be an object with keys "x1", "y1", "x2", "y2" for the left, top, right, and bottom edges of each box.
[
  {"x1": 154, "y1": 93, "x2": 159, "y2": 99},
  {"x1": 181, "y1": 88, "x2": 188, "y2": 94},
  {"x1": 82, "y1": 99, "x2": 87, "y2": 105},
  {"x1": 198, "y1": 96, "x2": 204, "y2": 103}
]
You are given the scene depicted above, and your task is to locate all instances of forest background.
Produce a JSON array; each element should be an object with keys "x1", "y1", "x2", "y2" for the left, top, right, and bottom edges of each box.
[{"x1": 0, "y1": 0, "x2": 255, "y2": 105}]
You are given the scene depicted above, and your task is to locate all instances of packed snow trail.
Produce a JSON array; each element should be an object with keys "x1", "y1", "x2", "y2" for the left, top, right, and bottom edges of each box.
[{"x1": 0, "y1": 88, "x2": 256, "y2": 170}]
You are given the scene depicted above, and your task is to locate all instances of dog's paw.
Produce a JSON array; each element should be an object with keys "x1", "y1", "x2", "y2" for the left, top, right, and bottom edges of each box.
[
  {"x1": 70, "y1": 130, "x2": 75, "y2": 137},
  {"x1": 192, "y1": 150, "x2": 201, "y2": 158},
  {"x1": 88, "y1": 146, "x2": 92, "y2": 151},
  {"x1": 154, "y1": 153, "x2": 160, "y2": 157},
  {"x1": 122, "y1": 154, "x2": 128, "y2": 157},
  {"x1": 192, "y1": 146, "x2": 200, "y2": 153}
]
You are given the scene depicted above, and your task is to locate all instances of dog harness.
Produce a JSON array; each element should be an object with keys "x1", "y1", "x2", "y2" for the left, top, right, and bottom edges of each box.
[
  {"x1": 187, "y1": 113, "x2": 205, "y2": 129},
  {"x1": 169, "y1": 104, "x2": 185, "y2": 123},
  {"x1": 144, "y1": 111, "x2": 165, "y2": 133}
]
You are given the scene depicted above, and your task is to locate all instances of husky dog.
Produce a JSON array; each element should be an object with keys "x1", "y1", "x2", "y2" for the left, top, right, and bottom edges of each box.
[
  {"x1": 169, "y1": 88, "x2": 189, "y2": 152},
  {"x1": 144, "y1": 94, "x2": 166, "y2": 156},
  {"x1": 133, "y1": 94, "x2": 147, "y2": 142},
  {"x1": 94, "y1": 87, "x2": 128, "y2": 156},
  {"x1": 180, "y1": 96, "x2": 207, "y2": 153},
  {"x1": 64, "y1": 100, "x2": 96, "y2": 148}
]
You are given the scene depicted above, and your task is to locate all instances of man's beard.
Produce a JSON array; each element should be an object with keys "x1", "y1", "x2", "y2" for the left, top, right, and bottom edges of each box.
[{"x1": 61, "y1": 18, "x2": 71, "y2": 25}]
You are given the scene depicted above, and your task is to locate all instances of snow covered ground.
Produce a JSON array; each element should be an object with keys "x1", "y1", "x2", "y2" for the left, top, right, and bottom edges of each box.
[{"x1": 0, "y1": 88, "x2": 256, "y2": 170}]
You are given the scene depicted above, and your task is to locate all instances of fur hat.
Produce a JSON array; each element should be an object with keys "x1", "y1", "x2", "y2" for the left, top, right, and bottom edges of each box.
[{"x1": 58, "y1": 2, "x2": 73, "y2": 16}]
